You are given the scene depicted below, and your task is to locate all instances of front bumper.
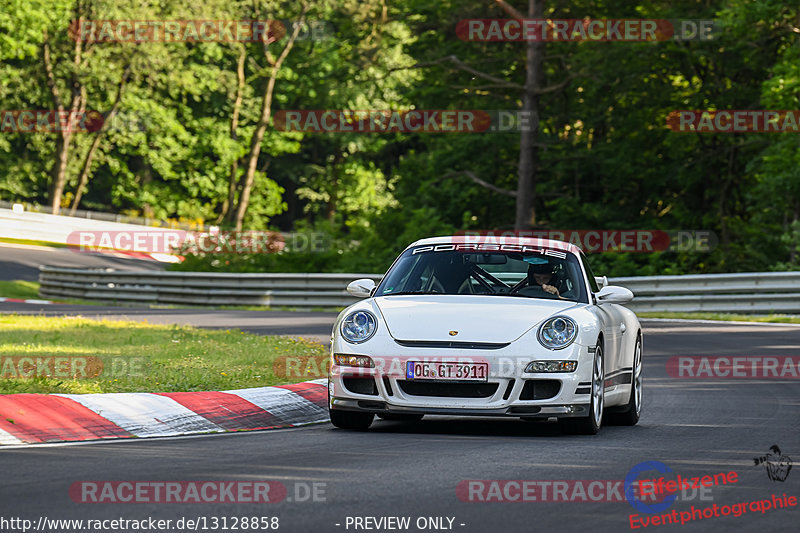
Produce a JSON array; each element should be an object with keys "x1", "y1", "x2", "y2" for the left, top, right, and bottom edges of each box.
[
  {"x1": 329, "y1": 398, "x2": 590, "y2": 418},
  {"x1": 328, "y1": 340, "x2": 594, "y2": 419}
]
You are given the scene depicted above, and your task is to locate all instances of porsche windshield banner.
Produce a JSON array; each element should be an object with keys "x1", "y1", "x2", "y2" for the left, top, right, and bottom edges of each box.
[{"x1": 411, "y1": 243, "x2": 569, "y2": 259}]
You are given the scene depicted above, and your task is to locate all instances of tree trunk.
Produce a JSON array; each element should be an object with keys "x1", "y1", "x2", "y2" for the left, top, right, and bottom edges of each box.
[
  {"x1": 791, "y1": 200, "x2": 799, "y2": 265},
  {"x1": 69, "y1": 65, "x2": 131, "y2": 215},
  {"x1": 233, "y1": 6, "x2": 308, "y2": 231},
  {"x1": 233, "y1": 69, "x2": 279, "y2": 232},
  {"x1": 718, "y1": 145, "x2": 736, "y2": 249},
  {"x1": 43, "y1": 3, "x2": 86, "y2": 214},
  {"x1": 514, "y1": 0, "x2": 544, "y2": 230},
  {"x1": 220, "y1": 45, "x2": 247, "y2": 224},
  {"x1": 49, "y1": 133, "x2": 72, "y2": 214}
]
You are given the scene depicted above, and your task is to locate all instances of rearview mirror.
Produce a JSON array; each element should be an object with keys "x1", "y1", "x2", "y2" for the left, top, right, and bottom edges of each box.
[
  {"x1": 347, "y1": 279, "x2": 376, "y2": 298},
  {"x1": 596, "y1": 285, "x2": 633, "y2": 305},
  {"x1": 462, "y1": 253, "x2": 507, "y2": 265}
]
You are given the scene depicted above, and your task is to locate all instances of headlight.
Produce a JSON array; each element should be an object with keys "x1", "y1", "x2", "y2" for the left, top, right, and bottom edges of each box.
[
  {"x1": 525, "y1": 360, "x2": 577, "y2": 373},
  {"x1": 340, "y1": 310, "x2": 377, "y2": 343},
  {"x1": 333, "y1": 354, "x2": 375, "y2": 367},
  {"x1": 538, "y1": 316, "x2": 578, "y2": 350}
]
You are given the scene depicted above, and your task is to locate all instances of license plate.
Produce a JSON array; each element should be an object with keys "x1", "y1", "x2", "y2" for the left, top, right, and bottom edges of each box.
[{"x1": 406, "y1": 361, "x2": 488, "y2": 382}]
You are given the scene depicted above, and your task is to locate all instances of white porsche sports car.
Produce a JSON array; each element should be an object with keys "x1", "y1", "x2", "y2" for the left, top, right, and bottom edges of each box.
[{"x1": 328, "y1": 236, "x2": 642, "y2": 435}]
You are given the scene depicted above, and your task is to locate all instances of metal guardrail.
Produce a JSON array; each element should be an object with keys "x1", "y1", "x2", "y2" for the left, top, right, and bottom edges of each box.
[
  {"x1": 0, "y1": 201, "x2": 204, "y2": 231},
  {"x1": 0, "y1": 207, "x2": 191, "y2": 249},
  {"x1": 38, "y1": 266, "x2": 800, "y2": 313},
  {"x1": 38, "y1": 267, "x2": 383, "y2": 308},
  {"x1": 610, "y1": 272, "x2": 800, "y2": 313}
]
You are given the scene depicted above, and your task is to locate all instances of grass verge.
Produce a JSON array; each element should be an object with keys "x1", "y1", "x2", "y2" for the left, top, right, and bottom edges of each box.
[
  {"x1": 0, "y1": 237, "x2": 66, "y2": 248},
  {"x1": 0, "y1": 280, "x2": 41, "y2": 300},
  {"x1": 0, "y1": 280, "x2": 108, "y2": 306},
  {"x1": 0, "y1": 314, "x2": 327, "y2": 394},
  {"x1": 638, "y1": 312, "x2": 800, "y2": 324}
]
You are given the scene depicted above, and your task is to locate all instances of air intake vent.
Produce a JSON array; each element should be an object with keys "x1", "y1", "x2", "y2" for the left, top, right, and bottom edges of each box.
[
  {"x1": 519, "y1": 380, "x2": 561, "y2": 400},
  {"x1": 343, "y1": 377, "x2": 378, "y2": 396},
  {"x1": 394, "y1": 340, "x2": 510, "y2": 350},
  {"x1": 397, "y1": 380, "x2": 498, "y2": 398}
]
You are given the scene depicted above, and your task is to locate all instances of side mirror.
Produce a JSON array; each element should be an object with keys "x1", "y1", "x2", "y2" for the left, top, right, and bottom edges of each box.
[
  {"x1": 346, "y1": 279, "x2": 376, "y2": 298},
  {"x1": 596, "y1": 285, "x2": 633, "y2": 305}
]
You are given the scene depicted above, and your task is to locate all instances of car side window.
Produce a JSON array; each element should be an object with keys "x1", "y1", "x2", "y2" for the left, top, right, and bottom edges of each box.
[
  {"x1": 379, "y1": 255, "x2": 420, "y2": 293},
  {"x1": 580, "y1": 252, "x2": 600, "y2": 293}
]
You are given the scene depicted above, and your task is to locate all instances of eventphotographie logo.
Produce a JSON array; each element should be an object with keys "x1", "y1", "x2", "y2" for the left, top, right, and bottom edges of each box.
[
  {"x1": 624, "y1": 461, "x2": 737, "y2": 514},
  {"x1": 753, "y1": 445, "x2": 792, "y2": 482}
]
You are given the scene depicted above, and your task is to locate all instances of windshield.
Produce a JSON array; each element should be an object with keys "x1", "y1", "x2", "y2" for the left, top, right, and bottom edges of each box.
[{"x1": 376, "y1": 245, "x2": 588, "y2": 303}]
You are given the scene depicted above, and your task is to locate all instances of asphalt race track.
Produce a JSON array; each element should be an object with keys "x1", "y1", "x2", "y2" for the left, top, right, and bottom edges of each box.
[
  {"x1": 0, "y1": 301, "x2": 798, "y2": 532},
  {"x1": 0, "y1": 243, "x2": 165, "y2": 281}
]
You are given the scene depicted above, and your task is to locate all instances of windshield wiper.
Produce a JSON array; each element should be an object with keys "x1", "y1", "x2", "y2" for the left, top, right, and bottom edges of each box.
[
  {"x1": 380, "y1": 290, "x2": 440, "y2": 296},
  {"x1": 484, "y1": 291, "x2": 532, "y2": 298},
  {"x1": 486, "y1": 291, "x2": 575, "y2": 302}
]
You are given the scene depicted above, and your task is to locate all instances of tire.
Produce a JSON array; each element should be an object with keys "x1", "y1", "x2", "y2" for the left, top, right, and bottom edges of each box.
[
  {"x1": 608, "y1": 333, "x2": 642, "y2": 426},
  {"x1": 559, "y1": 342, "x2": 604, "y2": 435},
  {"x1": 329, "y1": 409, "x2": 374, "y2": 430},
  {"x1": 377, "y1": 413, "x2": 424, "y2": 422}
]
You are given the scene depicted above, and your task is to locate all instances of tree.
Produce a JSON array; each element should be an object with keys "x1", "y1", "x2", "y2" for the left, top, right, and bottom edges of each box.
[{"x1": 231, "y1": 3, "x2": 308, "y2": 231}]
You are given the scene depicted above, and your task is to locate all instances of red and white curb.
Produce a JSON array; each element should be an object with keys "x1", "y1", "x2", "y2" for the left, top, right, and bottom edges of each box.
[
  {"x1": 0, "y1": 297, "x2": 57, "y2": 305},
  {"x1": 0, "y1": 379, "x2": 328, "y2": 445},
  {"x1": 73, "y1": 248, "x2": 183, "y2": 263}
]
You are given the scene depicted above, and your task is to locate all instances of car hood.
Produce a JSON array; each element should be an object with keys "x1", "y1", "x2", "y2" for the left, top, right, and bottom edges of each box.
[{"x1": 374, "y1": 295, "x2": 578, "y2": 344}]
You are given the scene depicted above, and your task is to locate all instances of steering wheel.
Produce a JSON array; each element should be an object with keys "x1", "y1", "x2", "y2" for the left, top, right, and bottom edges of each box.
[{"x1": 518, "y1": 285, "x2": 560, "y2": 299}]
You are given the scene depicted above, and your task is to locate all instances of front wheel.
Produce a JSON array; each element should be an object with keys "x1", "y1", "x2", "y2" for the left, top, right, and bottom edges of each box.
[
  {"x1": 329, "y1": 409, "x2": 374, "y2": 430},
  {"x1": 559, "y1": 342, "x2": 604, "y2": 435},
  {"x1": 608, "y1": 333, "x2": 642, "y2": 426}
]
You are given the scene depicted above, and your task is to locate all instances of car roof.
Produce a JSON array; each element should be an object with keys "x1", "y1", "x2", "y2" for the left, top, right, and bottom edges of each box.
[{"x1": 407, "y1": 235, "x2": 583, "y2": 255}]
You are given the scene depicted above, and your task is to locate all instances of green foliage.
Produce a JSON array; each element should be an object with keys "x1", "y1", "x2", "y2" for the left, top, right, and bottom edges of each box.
[
  {"x1": 2, "y1": 0, "x2": 799, "y2": 275},
  {"x1": 0, "y1": 280, "x2": 40, "y2": 299}
]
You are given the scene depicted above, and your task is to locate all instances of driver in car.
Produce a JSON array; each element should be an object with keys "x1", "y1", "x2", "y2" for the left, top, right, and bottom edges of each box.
[{"x1": 528, "y1": 262, "x2": 568, "y2": 299}]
